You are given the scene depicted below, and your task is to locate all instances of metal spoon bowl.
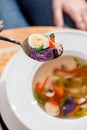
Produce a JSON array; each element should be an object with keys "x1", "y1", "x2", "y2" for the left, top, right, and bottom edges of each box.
[{"x1": 0, "y1": 35, "x2": 63, "y2": 62}]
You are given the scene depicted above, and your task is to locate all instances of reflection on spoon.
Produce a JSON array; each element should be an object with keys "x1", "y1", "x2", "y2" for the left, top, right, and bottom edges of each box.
[{"x1": 0, "y1": 33, "x2": 63, "y2": 62}]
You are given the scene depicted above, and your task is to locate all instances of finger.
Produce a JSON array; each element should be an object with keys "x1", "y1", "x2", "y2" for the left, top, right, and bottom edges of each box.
[
  {"x1": 53, "y1": 7, "x2": 64, "y2": 27},
  {"x1": 78, "y1": 4, "x2": 87, "y2": 30},
  {"x1": 75, "y1": 13, "x2": 87, "y2": 30},
  {"x1": 66, "y1": 11, "x2": 86, "y2": 30},
  {"x1": 81, "y1": 18, "x2": 87, "y2": 30},
  {"x1": 76, "y1": 21, "x2": 86, "y2": 30},
  {"x1": 82, "y1": 10, "x2": 87, "y2": 29},
  {"x1": 65, "y1": 3, "x2": 87, "y2": 30}
]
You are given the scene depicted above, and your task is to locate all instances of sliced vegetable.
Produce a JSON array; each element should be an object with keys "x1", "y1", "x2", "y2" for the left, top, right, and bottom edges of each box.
[
  {"x1": 35, "y1": 45, "x2": 44, "y2": 54},
  {"x1": 41, "y1": 76, "x2": 49, "y2": 92},
  {"x1": 55, "y1": 43, "x2": 63, "y2": 56},
  {"x1": 30, "y1": 48, "x2": 59, "y2": 62},
  {"x1": 35, "y1": 76, "x2": 49, "y2": 96},
  {"x1": 34, "y1": 91, "x2": 45, "y2": 105},
  {"x1": 42, "y1": 48, "x2": 54, "y2": 60},
  {"x1": 77, "y1": 97, "x2": 86, "y2": 104},
  {"x1": 45, "y1": 100, "x2": 60, "y2": 116},
  {"x1": 29, "y1": 49, "x2": 46, "y2": 61},
  {"x1": 75, "y1": 108, "x2": 87, "y2": 117},
  {"x1": 45, "y1": 89, "x2": 55, "y2": 97},
  {"x1": 35, "y1": 82, "x2": 41, "y2": 92},
  {"x1": 49, "y1": 33, "x2": 55, "y2": 48},
  {"x1": 52, "y1": 48, "x2": 59, "y2": 58},
  {"x1": 62, "y1": 96, "x2": 76, "y2": 116},
  {"x1": 67, "y1": 104, "x2": 81, "y2": 118},
  {"x1": 54, "y1": 86, "x2": 64, "y2": 98},
  {"x1": 48, "y1": 99, "x2": 58, "y2": 105},
  {"x1": 60, "y1": 96, "x2": 68, "y2": 107}
]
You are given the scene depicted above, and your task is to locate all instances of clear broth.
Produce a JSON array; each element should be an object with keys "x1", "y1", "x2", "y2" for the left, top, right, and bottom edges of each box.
[{"x1": 33, "y1": 55, "x2": 87, "y2": 119}]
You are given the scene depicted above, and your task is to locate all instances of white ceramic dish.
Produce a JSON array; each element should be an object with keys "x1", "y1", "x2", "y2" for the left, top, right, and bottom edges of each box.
[
  {"x1": 0, "y1": 30, "x2": 87, "y2": 130},
  {"x1": 0, "y1": 46, "x2": 19, "y2": 76}
]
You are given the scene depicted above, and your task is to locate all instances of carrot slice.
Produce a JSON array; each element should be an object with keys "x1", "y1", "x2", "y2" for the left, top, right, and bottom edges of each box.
[
  {"x1": 67, "y1": 104, "x2": 81, "y2": 118},
  {"x1": 49, "y1": 33, "x2": 55, "y2": 48},
  {"x1": 49, "y1": 40, "x2": 55, "y2": 48},
  {"x1": 54, "y1": 87, "x2": 64, "y2": 98},
  {"x1": 48, "y1": 99, "x2": 58, "y2": 106},
  {"x1": 41, "y1": 76, "x2": 49, "y2": 92},
  {"x1": 35, "y1": 76, "x2": 49, "y2": 97},
  {"x1": 35, "y1": 82, "x2": 41, "y2": 92}
]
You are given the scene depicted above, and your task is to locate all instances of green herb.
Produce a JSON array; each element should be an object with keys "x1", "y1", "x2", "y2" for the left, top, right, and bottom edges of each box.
[
  {"x1": 35, "y1": 45, "x2": 43, "y2": 54},
  {"x1": 74, "y1": 58, "x2": 87, "y2": 69},
  {"x1": 60, "y1": 96, "x2": 68, "y2": 107},
  {"x1": 34, "y1": 91, "x2": 45, "y2": 104},
  {"x1": 50, "y1": 33, "x2": 55, "y2": 38}
]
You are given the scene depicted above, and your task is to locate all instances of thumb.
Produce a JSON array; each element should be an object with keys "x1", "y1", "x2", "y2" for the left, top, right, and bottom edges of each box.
[{"x1": 53, "y1": 6, "x2": 64, "y2": 26}]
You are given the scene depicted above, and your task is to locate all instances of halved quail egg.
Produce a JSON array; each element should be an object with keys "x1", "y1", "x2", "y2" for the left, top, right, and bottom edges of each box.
[{"x1": 28, "y1": 33, "x2": 49, "y2": 49}]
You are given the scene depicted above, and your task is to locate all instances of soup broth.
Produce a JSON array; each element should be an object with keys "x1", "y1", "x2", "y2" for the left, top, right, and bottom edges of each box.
[{"x1": 33, "y1": 55, "x2": 87, "y2": 119}]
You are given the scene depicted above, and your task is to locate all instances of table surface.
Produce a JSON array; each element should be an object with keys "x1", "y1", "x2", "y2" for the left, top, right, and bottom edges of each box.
[{"x1": 0, "y1": 26, "x2": 65, "y2": 130}]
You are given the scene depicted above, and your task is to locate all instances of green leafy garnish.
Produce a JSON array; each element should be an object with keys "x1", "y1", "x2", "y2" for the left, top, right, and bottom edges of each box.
[
  {"x1": 60, "y1": 96, "x2": 68, "y2": 107},
  {"x1": 74, "y1": 58, "x2": 87, "y2": 69},
  {"x1": 34, "y1": 91, "x2": 45, "y2": 104},
  {"x1": 50, "y1": 33, "x2": 55, "y2": 38},
  {"x1": 35, "y1": 45, "x2": 43, "y2": 54}
]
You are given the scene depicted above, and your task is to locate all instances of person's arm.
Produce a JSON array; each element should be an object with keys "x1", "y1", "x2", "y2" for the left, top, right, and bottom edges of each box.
[{"x1": 52, "y1": 0, "x2": 87, "y2": 30}]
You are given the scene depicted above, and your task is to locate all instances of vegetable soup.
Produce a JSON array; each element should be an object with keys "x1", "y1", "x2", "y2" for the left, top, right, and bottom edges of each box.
[{"x1": 33, "y1": 55, "x2": 87, "y2": 119}]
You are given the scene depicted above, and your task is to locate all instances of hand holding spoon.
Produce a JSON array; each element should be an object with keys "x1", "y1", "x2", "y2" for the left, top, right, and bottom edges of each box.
[{"x1": 0, "y1": 33, "x2": 63, "y2": 62}]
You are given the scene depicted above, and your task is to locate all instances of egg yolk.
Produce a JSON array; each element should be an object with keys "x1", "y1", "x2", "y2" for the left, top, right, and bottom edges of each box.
[{"x1": 31, "y1": 36, "x2": 44, "y2": 47}]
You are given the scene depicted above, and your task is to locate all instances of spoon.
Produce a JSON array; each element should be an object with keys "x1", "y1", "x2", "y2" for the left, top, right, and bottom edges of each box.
[{"x1": 0, "y1": 35, "x2": 63, "y2": 62}]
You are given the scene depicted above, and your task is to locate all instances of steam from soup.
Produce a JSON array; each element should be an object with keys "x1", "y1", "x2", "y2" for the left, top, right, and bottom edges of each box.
[{"x1": 33, "y1": 56, "x2": 87, "y2": 119}]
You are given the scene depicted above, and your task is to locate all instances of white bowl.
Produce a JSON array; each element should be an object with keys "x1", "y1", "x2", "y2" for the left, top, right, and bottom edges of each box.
[{"x1": 0, "y1": 30, "x2": 87, "y2": 130}]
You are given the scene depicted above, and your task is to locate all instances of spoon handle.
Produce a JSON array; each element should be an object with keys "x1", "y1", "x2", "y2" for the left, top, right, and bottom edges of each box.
[{"x1": 0, "y1": 36, "x2": 21, "y2": 45}]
